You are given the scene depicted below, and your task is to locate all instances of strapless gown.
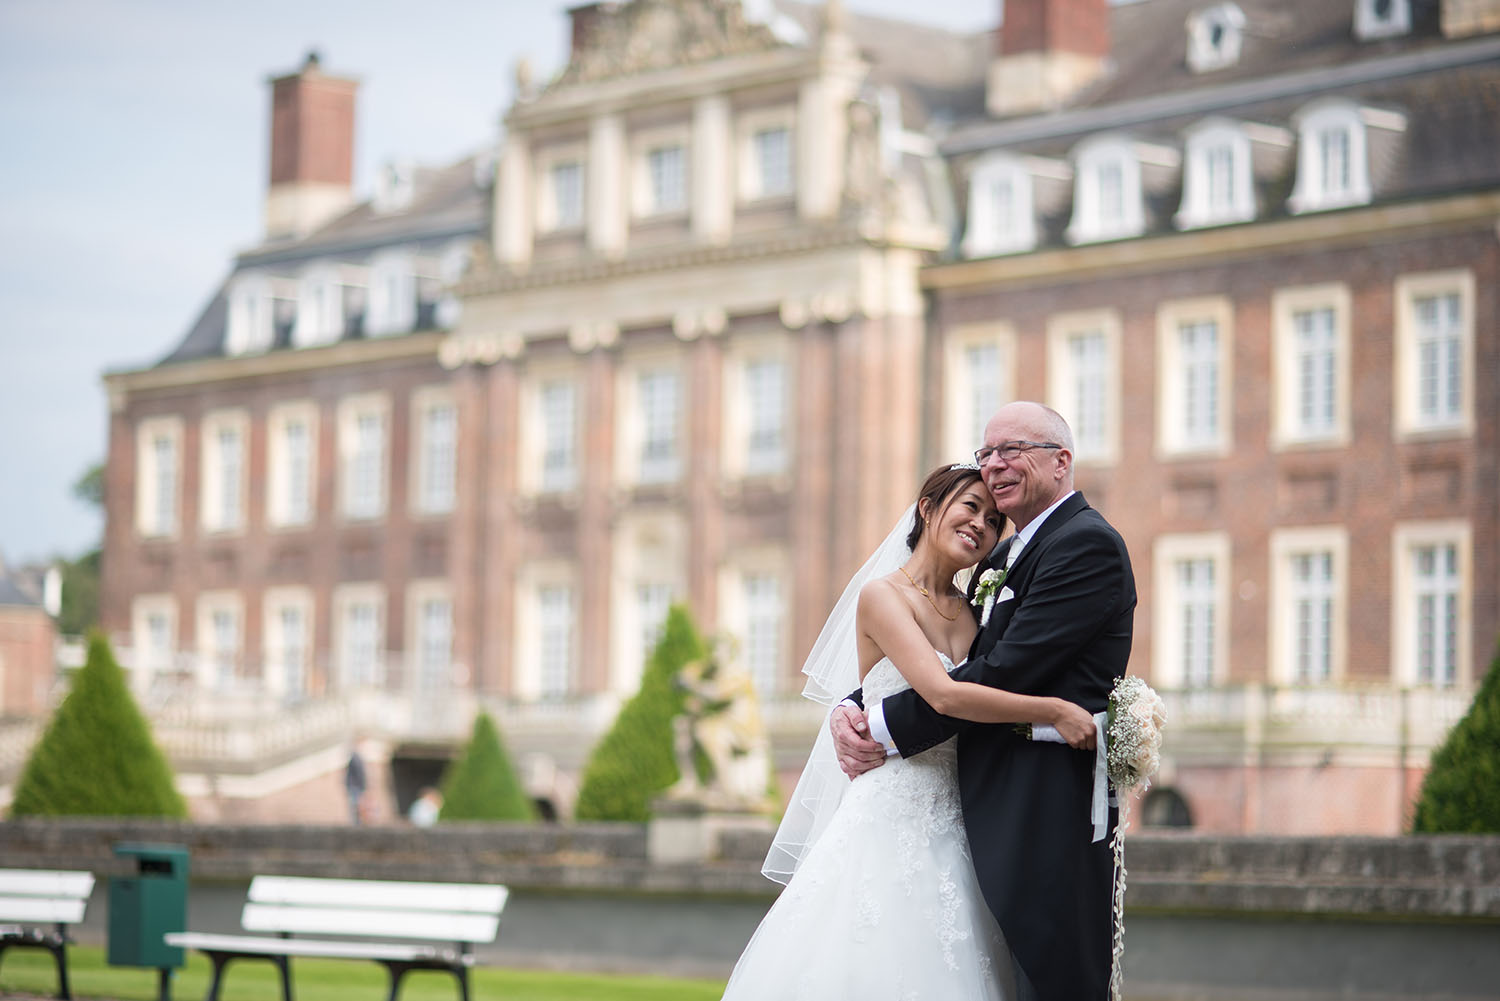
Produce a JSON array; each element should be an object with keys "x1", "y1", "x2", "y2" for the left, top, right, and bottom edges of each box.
[{"x1": 721, "y1": 653, "x2": 1014, "y2": 1000}]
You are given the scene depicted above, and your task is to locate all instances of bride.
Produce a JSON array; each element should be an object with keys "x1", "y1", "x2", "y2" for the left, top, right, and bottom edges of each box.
[{"x1": 721, "y1": 464, "x2": 1096, "y2": 1000}]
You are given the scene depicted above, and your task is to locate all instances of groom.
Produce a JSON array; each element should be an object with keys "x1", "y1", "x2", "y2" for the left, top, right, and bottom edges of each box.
[{"x1": 832, "y1": 401, "x2": 1136, "y2": 1001}]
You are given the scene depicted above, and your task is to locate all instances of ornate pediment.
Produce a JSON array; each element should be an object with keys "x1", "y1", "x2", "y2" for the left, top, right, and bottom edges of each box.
[{"x1": 550, "y1": 0, "x2": 787, "y2": 90}]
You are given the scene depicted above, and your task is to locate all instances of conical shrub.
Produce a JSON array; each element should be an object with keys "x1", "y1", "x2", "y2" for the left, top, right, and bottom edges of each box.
[
  {"x1": 10, "y1": 631, "x2": 186, "y2": 818},
  {"x1": 1412, "y1": 645, "x2": 1500, "y2": 833},
  {"x1": 573, "y1": 604, "x2": 705, "y2": 821},
  {"x1": 438, "y1": 711, "x2": 535, "y2": 821}
]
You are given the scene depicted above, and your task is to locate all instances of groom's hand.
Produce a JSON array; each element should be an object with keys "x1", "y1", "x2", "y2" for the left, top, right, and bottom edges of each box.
[{"x1": 831, "y1": 705, "x2": 886, "y2": 777}]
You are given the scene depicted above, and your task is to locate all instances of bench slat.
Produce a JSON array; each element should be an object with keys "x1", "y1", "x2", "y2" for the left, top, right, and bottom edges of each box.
[
  {"x1": 0, "y1": 871, "x2": 95, "y2": 900},
  {"x1": 241, "y1": 903, "x2": 499, "y2": 944},
  {"x1": 0, "y1": 896, "x2": 87, "y2": 924},
  {"x1": 165, "y1": 932, "x2": 473, "y2": 964},
  {"x1": 248, "y1": 876, "x2": 505, "y2": 915}
]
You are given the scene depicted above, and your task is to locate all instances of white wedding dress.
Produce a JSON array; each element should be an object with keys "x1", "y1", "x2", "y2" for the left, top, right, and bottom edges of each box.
[{"x1": 721, "y1": 653, "x2": 1015, "y2": 1000}]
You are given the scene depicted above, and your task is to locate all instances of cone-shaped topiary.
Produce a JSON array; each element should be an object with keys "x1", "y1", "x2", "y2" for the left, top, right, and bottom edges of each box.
[
  {"x1": 438, "y1": 711, "x2": 536, "y2": 822},
  {"x1": 574, "y1": 604, "x2": 705, "y2": 821},
  {"x1": 10, "y1": 631, "x2": 186, "y2": 818},
  {"x1": 1412, "y1": 645, "x2": 1500, "y2": 833}
]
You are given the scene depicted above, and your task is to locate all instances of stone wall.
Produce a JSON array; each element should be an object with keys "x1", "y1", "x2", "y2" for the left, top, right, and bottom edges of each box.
[{"x1": 4, "y1": 818, "x2": 1497, "y2": 920}]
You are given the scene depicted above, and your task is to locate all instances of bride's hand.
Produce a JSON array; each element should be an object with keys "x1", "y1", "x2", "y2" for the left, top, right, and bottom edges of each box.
[
  {"x1": 1051, "y1": 700, "x2": 1097, "y2": 750},
  {"x1": 831, "y1": 705, "x2": 887, "y2": 778}
]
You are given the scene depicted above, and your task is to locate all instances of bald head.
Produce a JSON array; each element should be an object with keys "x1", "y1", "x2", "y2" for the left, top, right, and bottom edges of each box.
[{"x1": 978, "y1": 401, "x2": 1075, "y2": 528}]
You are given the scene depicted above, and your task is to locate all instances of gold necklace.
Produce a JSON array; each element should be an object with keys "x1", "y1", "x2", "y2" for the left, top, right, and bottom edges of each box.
[{"x1": 899, "y1": 565, "x2": 958, "y2": 621}]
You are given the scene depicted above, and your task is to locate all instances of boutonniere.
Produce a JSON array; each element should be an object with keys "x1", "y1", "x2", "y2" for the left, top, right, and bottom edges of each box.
[{"x1": 971, "y1": 567, "x2": 1007, "y2": 626}]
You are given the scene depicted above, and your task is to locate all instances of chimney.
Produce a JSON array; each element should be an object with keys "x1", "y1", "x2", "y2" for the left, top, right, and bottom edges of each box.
[
  {"x1": 987, "y1": 0, "x2": 1111, "y2": 118},
  {"x1": 568, "y1": 3, "x2": 612, "y2": 59},
  {"x1": 264, "y1": 51, "x2": 359, "y2": 240}
]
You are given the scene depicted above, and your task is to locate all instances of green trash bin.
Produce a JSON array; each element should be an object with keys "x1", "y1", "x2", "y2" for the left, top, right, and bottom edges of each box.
[{"x1": 108, "y1": 842, "x2": 189, "y2": 973}]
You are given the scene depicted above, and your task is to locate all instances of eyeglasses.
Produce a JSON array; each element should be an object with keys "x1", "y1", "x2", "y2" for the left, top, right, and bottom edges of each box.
[{"x1": 974, "y1": 440, "x2": 1063, "y2": 465}]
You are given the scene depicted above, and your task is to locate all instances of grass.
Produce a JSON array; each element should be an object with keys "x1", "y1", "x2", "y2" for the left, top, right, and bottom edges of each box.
[{"x1": 0, "y1": 944, "x2": 727, "y2": 1001}]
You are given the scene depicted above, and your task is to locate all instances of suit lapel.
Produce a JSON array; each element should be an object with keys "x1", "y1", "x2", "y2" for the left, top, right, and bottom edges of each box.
[{"x1": 972, "y1": 493, "x2": 1092, "y2": 653}]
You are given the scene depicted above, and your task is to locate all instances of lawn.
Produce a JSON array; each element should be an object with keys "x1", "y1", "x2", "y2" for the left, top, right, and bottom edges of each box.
[{"x1": 0, "y1": 944, "x2": 727, "y2": 1001}]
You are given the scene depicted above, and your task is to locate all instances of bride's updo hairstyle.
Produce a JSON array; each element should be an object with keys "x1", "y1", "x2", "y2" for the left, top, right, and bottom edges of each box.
[{"x1": 906, "y1": 464, "x2": 998, "y2": 551}]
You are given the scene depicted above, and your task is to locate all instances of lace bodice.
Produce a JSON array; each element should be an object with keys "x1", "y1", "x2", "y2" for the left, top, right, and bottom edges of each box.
[{"x1": 862, "y1": 650, "x2": 959, "y2": 705}]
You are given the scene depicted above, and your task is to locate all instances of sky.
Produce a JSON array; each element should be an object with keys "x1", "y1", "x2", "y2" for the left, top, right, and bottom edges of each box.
[{"x1": 0, "y1": 0, "x2": 996, "y2": 568}]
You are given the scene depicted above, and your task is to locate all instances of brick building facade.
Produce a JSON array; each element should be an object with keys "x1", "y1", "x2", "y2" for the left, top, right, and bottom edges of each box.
[{"x1": 92, "y1": 0, "x2": 1499, "y2": 830}]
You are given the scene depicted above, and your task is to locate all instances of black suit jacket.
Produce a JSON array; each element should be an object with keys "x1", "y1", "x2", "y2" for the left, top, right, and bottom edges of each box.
[{"x1": 863, "y1": 492, "x2": 1136, "y2": 1000}]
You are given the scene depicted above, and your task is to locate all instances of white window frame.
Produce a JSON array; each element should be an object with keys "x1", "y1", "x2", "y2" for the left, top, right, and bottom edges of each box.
[
  {"x1": 338, "y1": 394, "x2": 390, "y2": 521},
  {"x1": 1186, "y1": 2, "x2": 1246, "y2": 73},
  {"x1": 1271, "y1": 284, "x2": 1352, "y2": 449},
  {"x1": 1156, "y1": 297, "x2": 1234, "y2": 458},
  {"x1": 292, "y1": 263, "x2": 345, "y2": 348},
  {"x1": 1268, "y1": 527, "x2": 1348, "y2": 685},
  {"x1": 632, "y1": 125, "x2": 691, "y2": 218},
  {"x1": 130, "y1": 594, "x2": 177, "y2": 686},
  {"x1": 722, "y1": 335, "x2": 793, "y2": 480},
  {"x1": 943, "y1": 324, "x2": 1016, "y2": 463},
  {"x1": 194, "y1": 591, "x2": 244, "y2": 692},
  {"x1": 333, "y1": 583, "x2": 386, "y2": 690},
  {"x1": 365, "y1": 248, "x2": 416, "y2": 337},
  {"x1": 1067, "y1": 136, "x2": 1145, "y2": 244},
  {"x1": 1288, "y1": 100, "x2": 1374, "y2": 214},
  {"x1": 226, "y1": 271, "x2": 274, "y2": 356},
  {"x1": 1391, "y1": 521, "x2": 1472, "y2": 688},
  {"x1": 266, "y1": 401, "x2": 318, "y2": 528},
  {"x1": 1152, "y1": 533, "x2": 1232, "y2": 689},
  {"x1": 135, "y1": 416, "x2": 182, "y2": 539},
  {"x1": 410, "y1": 387, "x2": 457, "y2": 516},
  {"x1": 718, "y1": 549, "x2": 789, "y2": 699},
  {"x1": 199, "y1": 409, "x2": 249, "y2": 535},
  {"x1": 536, "y1": 144, "x2": 587, "y2": 233},
  {"x1": 522, "y1": 371, "x2": 580, "y2": 495},
  {"x1": 616, "y1": 354, "x2": 685, "y2": 488},
  {"x1": 1355, "y1": 0, "x2": 1411, "y2": 40},
  {"x1": 263, "y1": 587, "x2": 313, "y2": 699},
  {"x1": 737, "y1": 106, "x2": 796, "y2": 203},
  {"x1": 407, "y1": 579, "x2": 454, "y2": 693},
  {"x1": 963, "y1": 153, "x2": 1041, "y2": 257},
  {"x1": 1046, "y1": 310, "x2": 1121, "y2": 466},
  {"x1": 1177, "y1": 120, "x2": 1255, "y2": 229},
  {"x1": 1393, "y1": 269, "x2": 1475, "y2": 438}
]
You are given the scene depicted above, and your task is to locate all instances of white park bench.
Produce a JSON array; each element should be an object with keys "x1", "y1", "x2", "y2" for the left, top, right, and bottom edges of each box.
[
  {"x1": 165, "y1": 875, "x2": 508, "y2": 1001},
  {"x1": 0, "y1": 868, "x2": 96, "y2": 1000}
]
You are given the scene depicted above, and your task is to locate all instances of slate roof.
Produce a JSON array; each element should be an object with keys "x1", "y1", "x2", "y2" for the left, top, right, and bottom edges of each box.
[{"x1": 155, "y1": 155, "x2": 489, "y2": 369}]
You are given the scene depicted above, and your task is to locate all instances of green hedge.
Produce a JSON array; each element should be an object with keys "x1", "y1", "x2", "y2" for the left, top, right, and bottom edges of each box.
[
  {"x1": 1412, "y1": 644, "x2": 1500, "y2": 833},
  {"x1": 10, "y1": 631, "x2": 186, "y2": 818},
  {"x1": 439, "y1": 710, "x2": 536, "y2": 822},
  {"x1": 573, "y1": 604, "x2": 705, "y2": 822}
]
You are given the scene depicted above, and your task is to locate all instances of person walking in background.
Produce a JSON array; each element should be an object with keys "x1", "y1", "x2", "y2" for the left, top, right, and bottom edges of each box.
[{"x1": 345, "y1": 742, "x2": 367, "y2": 825}]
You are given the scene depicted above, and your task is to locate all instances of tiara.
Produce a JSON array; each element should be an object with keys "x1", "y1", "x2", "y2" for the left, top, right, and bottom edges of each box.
[{"x1": 949, "y1": 462, "x2": 980, "y2": 472}]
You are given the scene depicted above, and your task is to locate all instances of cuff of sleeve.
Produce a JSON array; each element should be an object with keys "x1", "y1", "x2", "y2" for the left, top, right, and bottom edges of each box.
[{"x1": 866, "y1": 704, "x2": 899, "y2": 757}]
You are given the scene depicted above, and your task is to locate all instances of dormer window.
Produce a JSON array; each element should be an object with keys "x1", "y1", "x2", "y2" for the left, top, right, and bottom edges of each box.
[
  {"x1": 1355, "y1": 0, "x2": 1410, "y2": 40},
  {"x1": 964, "y1": 154, "x2": 1037, "y2": 257},
  {"x1": 1288, "y1": 101, "x2": 1374, "y2": 214},
  {"x1": 292, "y1": 264, "x2": 345, "y2": 347},
  {"x1": 365, "y1": 249, "x2": 415, "y2": 337},
  {"x1": 1187, "y1": 3, "x2": 1245, "y2": 73},
  {"x1": 1067, "y1": 137, "x2": 1145, "y2": 245},
  {"x1": 225, "y1": 272, "x2": 274, "y2": 356},
  {"x1": 1177, "y1": 120, "x2": 1255, "y2": 229}
]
